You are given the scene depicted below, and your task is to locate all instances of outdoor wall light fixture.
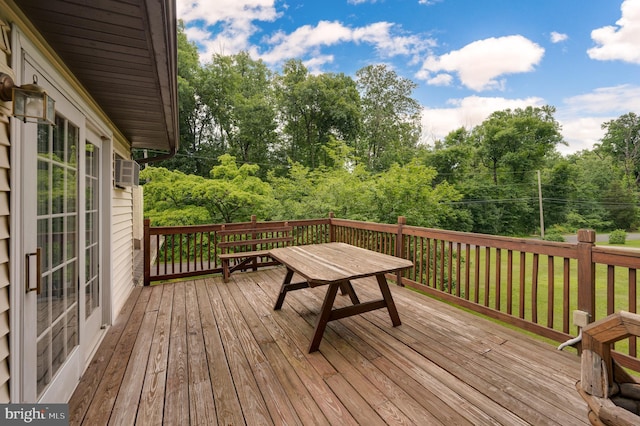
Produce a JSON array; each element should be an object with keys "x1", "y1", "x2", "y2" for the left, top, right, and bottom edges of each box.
[{"x1": 0, "y1": 72, "x2": 55, "y2": 125}]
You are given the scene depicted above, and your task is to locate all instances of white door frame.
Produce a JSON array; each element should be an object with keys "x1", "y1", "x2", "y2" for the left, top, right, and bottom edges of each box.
[{"x1": 9, "y1": 27, "x2": 113, "y2": 403}]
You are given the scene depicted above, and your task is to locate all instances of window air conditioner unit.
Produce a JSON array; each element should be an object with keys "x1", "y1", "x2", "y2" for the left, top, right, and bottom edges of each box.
[{"x1": 115, "y1": 159, "x2": 140, "y2": 187}]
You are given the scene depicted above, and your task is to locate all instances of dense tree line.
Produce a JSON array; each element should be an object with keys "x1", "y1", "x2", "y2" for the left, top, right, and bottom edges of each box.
[{"x1": 139, "y1": 25, "x2": 640, "y2": 237}]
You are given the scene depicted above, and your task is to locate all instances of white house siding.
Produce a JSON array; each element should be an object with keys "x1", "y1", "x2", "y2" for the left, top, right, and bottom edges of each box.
[
  {"x1": 0, "y1": 16, "x2": 11, "y2": 403},
  {"x1": 0, "y1": 113, "x2": 10, "y2": 403},
  {"x1": 111, "y1": 144, "x2": 136, "y2": 320}
]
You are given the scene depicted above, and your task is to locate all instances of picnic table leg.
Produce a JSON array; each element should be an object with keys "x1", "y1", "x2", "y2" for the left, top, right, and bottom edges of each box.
[
  {"x1": 222, "y1": 259, "x2": 230, "y2": 283},
  {"x1": 376, "y1": 274, "x2": 401, "y2": 326},
  {"x1": 274, "y1": 268, "x2": 295, "y2": 310},
  {"x1": 340, "y1": 281, "x2": 360, "y2": 305},
  {"x1": 309, "y1": 282, "x2": 341, "y2": 353}
]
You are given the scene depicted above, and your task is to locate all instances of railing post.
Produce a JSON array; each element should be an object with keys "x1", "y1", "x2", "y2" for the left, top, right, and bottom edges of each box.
[
  {"x1": 329, "y1": 212, "x2": 335, "y2": 243},
  {"x1": 577, "y1": 229, "x2": 596, "y2": 326},
  {"x1": 144, "y1": 218, "x2": 151, "y2": 286},
  {"x1": 396, "y1": 216, "x2": 406, "y2": 286}
]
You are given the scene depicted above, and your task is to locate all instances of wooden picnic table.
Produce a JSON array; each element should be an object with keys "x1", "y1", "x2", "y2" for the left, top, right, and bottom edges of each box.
[{"x1": 269, "y1": 242, "x2": 414, "y2": 352}]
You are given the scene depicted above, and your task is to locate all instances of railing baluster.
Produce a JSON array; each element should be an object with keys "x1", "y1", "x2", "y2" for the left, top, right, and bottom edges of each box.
[
  {"x1": 447, "y1": 241, "x2": 453, "y2": 294},
  {"x1": 519, "y1": 252, "x2": 526, "y2": 319},
  {"x1": 629, "y1": 268, "x2": 637, "y2": 357},
  {"x1": 547, "y1": 256, "x2": 554, "y2": 328},
  {"x1": 440, "y1": 240, "x2": 445, "y2": 292},
  {"x1": 484, "y1": 247, "x2": 491, "y2": 307},
  {"x1": 464, "y1": 244, "x2": 470, "y2": 300},
  {"x1": 495, "y1": 248, "x2": 501, "y2": 310},
  {"x1": 607, "y1": 265, "x2": 615, "y2": 316},
  {"x1": 532, "y1": 253, "x2": 539, "y2": 324},
  {"x1": 455, "y1": 242, "x2": 462, "y2": 297},
  {"x1": 507, "y1": 250, "x2": 513, "y2": 315},
  {"x1": 563, "y1": 258, "x2": 570, "y2": 334},
  {"x1": 474, "y1": 246, "x2": 480, "y2": 304}
]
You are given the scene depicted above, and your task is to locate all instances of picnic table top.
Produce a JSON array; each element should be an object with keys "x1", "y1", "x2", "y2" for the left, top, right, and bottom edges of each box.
[{"x1": 268, "y1": 242, "x2": 413, "y2": 286}]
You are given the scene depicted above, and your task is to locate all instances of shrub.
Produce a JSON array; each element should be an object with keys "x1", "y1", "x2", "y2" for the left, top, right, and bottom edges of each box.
[
  {"x1": 543, "y1": 233, "x2": 565, "y2": 242},
  {"x1": 609, "y1": 229, "x2": 627, "y2": 244}
]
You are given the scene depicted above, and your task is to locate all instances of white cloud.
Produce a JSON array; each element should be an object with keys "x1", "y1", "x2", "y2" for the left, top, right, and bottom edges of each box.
[
  {"x1": 588, "y1": 0, "x2": 640, "y2": 64},
  {"x1": 427, "y1": 73, "x2": 453, "y2": 86},
  {"x1": 419, "y1": 0, "x2": 442, "y2": 5},
  {"x1": 557, "y1": 84, "x2": 640, "y2": 153},
  {"x1": 550, "y1": 32, "x2": 568, "y2": 43},
  {"x1": 421, "y1": 95, "x2": 545, "y2": 143},
  {"x1": 177, "y1": 0, "x2": 281, "y2": 62},
  {"x1": 303, "y1": 55, "x2": 336, "y2": 74},
  {"x1": 562, "y1": 84, "x2": 640, "y2": 115},
  {"x1": 178, "y1": 0, "x2": 434, "y2": 68},
  {"x1": 260, "y1": 20, "x2": 433, "y2": 66},
  {"x1": 177, "y1": 0, "x2": 279, "y2": 24},
  {"x1": 416, "y1": 35, "x2": 545, "y2": 91},
  {"x1": 420, "y1": 86, "x2": 640, "y2": 154},
  {"x1": 556, "y1": 118, "x2": 605, "y2": 154},
  {"x1": 261, "y1": 21, "x2": 353, "y2": 64}
]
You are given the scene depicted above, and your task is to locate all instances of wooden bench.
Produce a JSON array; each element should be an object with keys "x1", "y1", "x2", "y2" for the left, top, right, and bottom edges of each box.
[{"x1": 218, "y1": 223, "x2": 293, "y2": 282}]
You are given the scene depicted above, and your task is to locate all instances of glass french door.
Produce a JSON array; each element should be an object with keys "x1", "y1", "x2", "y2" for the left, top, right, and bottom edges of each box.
[
  {"x1": 20, "y1": 63, "x2": 105, "y2": 402},
  {"x1": 82, "y1": 135, "x2": 102, "y2": 357},
  {"x1": 32, "y1": 114, "x2": 81, "y2": 399}
]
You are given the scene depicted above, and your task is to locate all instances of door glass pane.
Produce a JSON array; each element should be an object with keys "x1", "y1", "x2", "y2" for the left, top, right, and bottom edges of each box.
[
  {"x1": 35, "y1": 117, "x2": 79, "y2": 398},
  {"x1": 52, "y1": 164, "x2": 64, "y2": 215},
  {"x1": 36, "y1": 274, "x2": 49, "y2": 336},
  {"x1": 37, "y1": 161, "x2": 49, "y2": 216},
  {"x1": 51, "y1": 319, "x2": 64, "y2": 375},
  {"x1": 85, "y1": 143, "x2": 100, "y2": 320},
  {"x1": 36, "y1": 331, "x2": 51, "y2": 396},
  {"x1": 51, "y1": 267, "x2": 63, "y2": 321},
  {"x1": 67, "y1": 170, "x2": 77, "y2": 213}
]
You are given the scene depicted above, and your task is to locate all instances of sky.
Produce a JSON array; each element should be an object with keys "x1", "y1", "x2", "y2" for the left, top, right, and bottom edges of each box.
[{"x1": 177, "y1": 0, "x2": 640, "y2": 155}]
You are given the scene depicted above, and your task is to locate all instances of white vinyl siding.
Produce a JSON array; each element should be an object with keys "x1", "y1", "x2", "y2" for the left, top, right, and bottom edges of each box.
[
  {"x1": 0, "y1": 13, "x2": 11, "y2": 400},
  {"x1": 0, "y1": 97, "x2": 10, "y2": 403},
  {"x1": 111, "y1": 146, "x2": 135, "y2": 318}
]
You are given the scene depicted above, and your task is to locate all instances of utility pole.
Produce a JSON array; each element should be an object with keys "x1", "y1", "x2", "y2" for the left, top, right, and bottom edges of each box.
[{"x1": 538, "y1": 170, "x2": 544, "y2": 239}]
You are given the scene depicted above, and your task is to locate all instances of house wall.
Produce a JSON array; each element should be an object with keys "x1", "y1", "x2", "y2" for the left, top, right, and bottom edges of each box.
[
  {"x1": 0, "y1": 17, "x2": 12, "y2": 404},
  {"x1": 0, "y1": 2, "x2": 138, "y2": 402},
  {"x1": 112, "y1": 143, "x2": 136, "y2": 319}
]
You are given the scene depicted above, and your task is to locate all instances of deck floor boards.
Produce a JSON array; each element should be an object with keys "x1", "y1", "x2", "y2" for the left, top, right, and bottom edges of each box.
[{"x1": 69, "y1": 267, "x2": 589, "y2": 425}]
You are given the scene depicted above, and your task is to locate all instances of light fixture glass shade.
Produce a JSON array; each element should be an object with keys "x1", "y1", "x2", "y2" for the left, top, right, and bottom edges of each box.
[{"x1": 12, "y1": 85, "x2": 55, "y2": 125}]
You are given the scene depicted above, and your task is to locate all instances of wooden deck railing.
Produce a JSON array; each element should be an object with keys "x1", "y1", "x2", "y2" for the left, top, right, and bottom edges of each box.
[
  {"x1": 144, "y1": 214, "x2": 640, "y2": 370},
  {"x1": 143, "y1": 216, "x2": 330, "y2": 283}
]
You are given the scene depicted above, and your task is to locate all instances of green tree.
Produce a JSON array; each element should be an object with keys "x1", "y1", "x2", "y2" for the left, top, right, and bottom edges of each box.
[
  {"x1": 372, "y1": 159, "x2": 468, "y2": 229},
  {"x1": 564, "y1": 150, "x2": 619, "y2": 230},
  {"x1": 276, "y1": 60, "x2": 361, "y2": 170},
  {"x1": 541, "y1": 159, "x2": 577, "y2": 228},
  {"x1": 196, "y1": 154, "x2": 274, "y2": 223},
  {"x1": 422, "y1": 127, "x2": 476, "y2": 185},
  {"x1": 356, "y1": 64, "x2": 422, "y2": 171},
  {"x1": 461, "y1": 179, "x2": 536, "y2": 235},
  {"x1": 601, "y1": 180, "x2": 638, "y2": 230},
  {"x1": 139, "y1": 167, "x2": 212, "y2": 225},
  {"x1": 599, "y1": 112, "x2": 640, "y2": 189},
  {"x1": 229, "y1": 53, "x2": 276, "y2": 167},
  {"x1": 473, "y1": 106, "x2": 564, "y2": 184},
  {"x1": 141, "y1": 155, "x2": 274, "y2": 225},
  {"x1": 268, "y1": 140, "x2": 373, "y2": 221},
  {"x1": 149, "y1": 22, "x2": 222, "y2": 176}
]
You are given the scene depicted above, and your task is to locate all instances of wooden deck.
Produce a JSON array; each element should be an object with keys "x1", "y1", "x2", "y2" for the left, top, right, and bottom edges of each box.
[{"x1": 69, "y1": 267, "x2": 589, "y2": 425}]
